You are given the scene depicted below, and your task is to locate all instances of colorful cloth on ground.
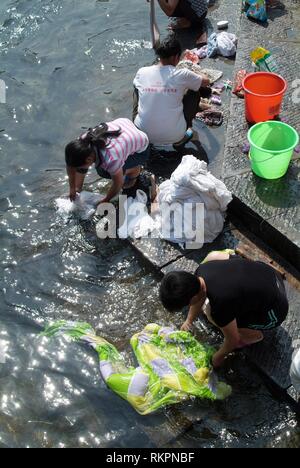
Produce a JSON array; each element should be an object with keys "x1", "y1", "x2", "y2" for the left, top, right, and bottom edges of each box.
[{"x1": 42, "y1": 322, "x2": 232, "y2": 415}]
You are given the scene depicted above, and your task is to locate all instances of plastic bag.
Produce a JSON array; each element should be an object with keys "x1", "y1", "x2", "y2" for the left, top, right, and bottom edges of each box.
[
  {"x1": 244, "y1": 0, "x2": 268, "y2": 23},
  {"x1": 233, "y1": 70, "x2": 248, "y2": 98},
  {"x1": 250, "y1": 47, "x2": 278, "y2": 73},
  {"x1": 207, "y1": 32, "x2": 237, "y2": 58},
  {"x1": 217, "y1": 32, "x2": 238, "y2": 57}
]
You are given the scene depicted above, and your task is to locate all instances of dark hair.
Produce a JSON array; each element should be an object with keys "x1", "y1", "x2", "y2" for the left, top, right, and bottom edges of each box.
[
  {"x1": 65, "y1": 140, "x2": 94, "y2": 167},
  {"x1": 159, "y1": 271, "x2": 201, "y2": 312},
  {"x1": 156, "y1": 37, "x2": 182, "y2": 60},
  {"x1": 65, "y1": 124, "x2": 122, "y2": 167}
]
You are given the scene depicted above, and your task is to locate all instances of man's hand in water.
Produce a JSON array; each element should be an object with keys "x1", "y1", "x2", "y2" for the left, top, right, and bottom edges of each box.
[{"x1": 181, "y1": 320, "x2": 193, "y2": 332}]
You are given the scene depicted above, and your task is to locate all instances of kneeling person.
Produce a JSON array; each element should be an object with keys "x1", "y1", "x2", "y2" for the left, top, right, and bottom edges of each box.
[
  {"x1": 133, "y1": 37, "x2": 210, "y2": 147},
  {"x1": 65, "y1": 118, "x2": 149, "y2": 203},
  {"x1": 159, "y1": 251, "x2": 289, "y2": 368}
]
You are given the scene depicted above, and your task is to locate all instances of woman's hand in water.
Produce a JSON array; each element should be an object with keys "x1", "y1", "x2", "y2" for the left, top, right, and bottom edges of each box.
[{"x1": 69, "y1": 190, "x2": 77, "y2": 202}]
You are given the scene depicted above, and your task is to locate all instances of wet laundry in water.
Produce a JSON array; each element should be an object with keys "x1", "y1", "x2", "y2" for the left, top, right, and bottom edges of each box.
[
  {"x1": 42, "y1": 322, "x2": 232, "y2": 415},
  {"x1": 55, "y1": 191, "x2": 103, "y2": 220}
]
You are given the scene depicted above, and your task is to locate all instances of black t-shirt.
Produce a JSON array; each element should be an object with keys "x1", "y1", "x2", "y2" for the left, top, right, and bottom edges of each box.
[{"x1": 196, "y1": 258, "x2": 280, "y2": 328}]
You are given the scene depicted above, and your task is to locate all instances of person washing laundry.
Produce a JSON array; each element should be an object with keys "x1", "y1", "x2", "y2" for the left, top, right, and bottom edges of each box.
[
  {"x1": 159, "y1": 251, "x2": 289, "y2": 368},
  {"x1": 133, "y1": 37, "x2": 210, "y2": 148},
  {"x1": 65, "y1": 118, "x2": 149, "y2": 203},
  {"x1": 147, "y1": 0, "x2": 208, "y2": 44}
]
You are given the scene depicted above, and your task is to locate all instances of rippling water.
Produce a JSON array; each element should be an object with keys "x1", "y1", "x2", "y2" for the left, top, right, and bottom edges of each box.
[{"x1": 0, "y1": 0, "x2": 299, "y2": 448}]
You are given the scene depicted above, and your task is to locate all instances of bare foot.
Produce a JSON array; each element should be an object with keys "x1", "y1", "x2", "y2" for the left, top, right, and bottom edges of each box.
[{"x1": 169, "y1": 17, "x2": 191, "y2": 30}]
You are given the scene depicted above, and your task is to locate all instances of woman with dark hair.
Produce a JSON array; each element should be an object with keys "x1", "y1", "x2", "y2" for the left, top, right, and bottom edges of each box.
[{"x1": 65, "y1": 118, "x2": 149, "y2": 203}]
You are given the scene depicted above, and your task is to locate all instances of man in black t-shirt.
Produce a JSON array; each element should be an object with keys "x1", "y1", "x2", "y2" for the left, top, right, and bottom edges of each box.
[{"x1": 159, "y1": 251, "x2": 289, "y2": 368}]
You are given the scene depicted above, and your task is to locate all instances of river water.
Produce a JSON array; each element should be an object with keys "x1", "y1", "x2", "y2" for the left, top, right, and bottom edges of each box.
[{"x1": 0, "y1": 0, "x2": 299, "y2": 448}]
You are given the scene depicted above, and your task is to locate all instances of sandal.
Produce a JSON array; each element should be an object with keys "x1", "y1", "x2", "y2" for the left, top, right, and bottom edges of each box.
[{"x1": 173, "y1": 128, "x2": 194, "y2": 150}]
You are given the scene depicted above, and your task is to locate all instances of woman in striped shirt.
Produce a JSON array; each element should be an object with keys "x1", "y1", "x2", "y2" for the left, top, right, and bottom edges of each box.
[{"x1": 65, "y1": 118, "x2": 150, "y2": 203}]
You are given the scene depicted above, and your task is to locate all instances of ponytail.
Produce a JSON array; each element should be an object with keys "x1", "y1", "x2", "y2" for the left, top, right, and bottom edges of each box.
[{"x1": 65, "y1": 122, "x2": 122, "y2": 167}]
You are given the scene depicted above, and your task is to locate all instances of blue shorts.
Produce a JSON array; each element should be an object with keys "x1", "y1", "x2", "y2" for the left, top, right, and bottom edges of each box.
[{"x1": 96, "y1": 145, "x2": 150, "y2": 179}]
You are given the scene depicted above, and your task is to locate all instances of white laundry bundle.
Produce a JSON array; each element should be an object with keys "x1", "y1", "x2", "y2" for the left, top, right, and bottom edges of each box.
[
  {"x1": 290, "y1": 349, "x2": 300, "y2": 393},
  {"x1": 158, "y1": 155, "x2": 232, "y2": 247},
  {"x1": 55, "y1": 191, "x2": 103, "y2": 220},
  {"x1": 118, "y1": 190, "x2": 160, "y2": 240}
]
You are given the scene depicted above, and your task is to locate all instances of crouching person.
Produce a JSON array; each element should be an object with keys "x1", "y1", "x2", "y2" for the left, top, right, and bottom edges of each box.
[
  {"x1": 159, "y1": 251, "x2": 289, "y2": 368},
  {"x1": 65, "y1": 118, "x2": 150, "y2": 203}
]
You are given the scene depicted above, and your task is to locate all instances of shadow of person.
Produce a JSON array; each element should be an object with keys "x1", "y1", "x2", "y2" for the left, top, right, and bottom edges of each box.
[{"x1": 146, "y1": 139, "x2": 209, "y2": 181}]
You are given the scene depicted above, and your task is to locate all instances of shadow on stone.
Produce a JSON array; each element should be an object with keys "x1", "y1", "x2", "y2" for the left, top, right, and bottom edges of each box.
[
  {"x1": 253, "y1": 165, "x2": 300, "y2": 209},
  {"x1": 146, "y1": 140, "x2": 209, "y2": 180}
]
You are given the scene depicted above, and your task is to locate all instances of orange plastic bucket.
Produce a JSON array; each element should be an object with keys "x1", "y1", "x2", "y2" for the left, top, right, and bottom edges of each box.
[{"x1": 242, "y1": 72, "x2": 287, "y2": 124}]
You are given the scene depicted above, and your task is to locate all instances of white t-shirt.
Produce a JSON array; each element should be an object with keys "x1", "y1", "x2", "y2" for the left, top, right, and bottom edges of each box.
[{"x1": 134, "y1": 65, "x2": 202, "y2": 145}]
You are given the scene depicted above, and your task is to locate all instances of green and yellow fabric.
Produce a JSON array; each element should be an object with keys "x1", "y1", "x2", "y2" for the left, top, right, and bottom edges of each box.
[{"x1": 43, "y1": 321, "x2": 232, "y2": 415}]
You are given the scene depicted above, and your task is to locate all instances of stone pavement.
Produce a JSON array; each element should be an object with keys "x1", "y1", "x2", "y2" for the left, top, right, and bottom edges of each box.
[{"x1": 223, "y1": 1, "x2": 300, "y2": 270}]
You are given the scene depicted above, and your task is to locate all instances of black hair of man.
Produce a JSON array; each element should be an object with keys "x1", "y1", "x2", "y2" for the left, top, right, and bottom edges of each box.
[
  {"x1": 160, "y1": 271, "x2": 201, "y2": 312},
  {"x1": 155, "y1": 36, "x2": 182, "y2": 60},
  {"x1": 65, "y1": 140, "x2": 94, "y2": 167}
]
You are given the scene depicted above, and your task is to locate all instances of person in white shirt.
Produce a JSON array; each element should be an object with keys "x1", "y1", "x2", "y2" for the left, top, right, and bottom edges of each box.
[{"x1": 133, "y1": 37, "x2": 210, "y2": 147}]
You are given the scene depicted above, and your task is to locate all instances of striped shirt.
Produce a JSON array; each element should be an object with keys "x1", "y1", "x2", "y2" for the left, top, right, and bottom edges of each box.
[
  {"x1": 95, "y1": 118, "x2": 149, "y2": 175},
  {"x1": 187, "y1": 0, "x2": 208, "y2": 18}
]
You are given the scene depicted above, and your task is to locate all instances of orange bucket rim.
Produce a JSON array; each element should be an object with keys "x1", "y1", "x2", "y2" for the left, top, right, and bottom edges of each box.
[{"x1": 242, "y1": 72, "x2": 288, "y2": 98}]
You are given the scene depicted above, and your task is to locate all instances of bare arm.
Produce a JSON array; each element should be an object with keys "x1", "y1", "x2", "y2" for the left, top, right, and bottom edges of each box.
[
  {"x1": 100, "y1": 169, "x2": 124, "y2": 203},
  {"x1": 66, "y1": 166, "x2": 86, "y2": 201},
  {"x1": 157, "y1": 0, "x2": 180, "y2": 16},
  {"x1": 212, "y1": 320, "x2": 240, "y2": 368},
  {"x1": 181, "y1": 298, "x2": 206, "y2": 331}
]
